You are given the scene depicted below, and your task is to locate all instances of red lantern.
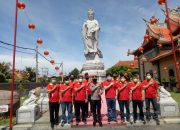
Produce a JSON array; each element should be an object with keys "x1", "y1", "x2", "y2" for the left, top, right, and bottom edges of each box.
[
  {"x1": 44, "y1": 51, "x2": 49, "y2": 56},
  {"x1": 15, "y1": 69, "x2": 20, "y2": 74},
  {"x1": 138, "y1": 47, "x2": 144, "y2": 53},
  {"x1": 150, "y1": 16, "x2": 158, "y2": 24},
  {"x1": 158, "y1": 44, "x2": 163, "y2": 49},
  {"x1": 134, "y1": 56, "x2": 138, "y2": 61},
  {"x1": 55, "y1": 66, "x2": 59, "y2": 71},
  {"x1": 59, "y1": 72, "x2": 63, "y2": 75},
  {"x1": 163, "y1": 66, "x2": 167, "y2": 71},
  {"x1": 130, "y1": 63, "x2": 134, "y2": 68},
  {"x1": 141, "y1": 56, "x2": 147, "y2": 62},
  {"x1": 2, "y1": 64, "x2": 7, "y2": 69},
  {"x1": 158, "y1": 0, "x2": 165, "y2": 5},
  {"x1": 37, "y1": 38, "x2": 43, "y2": 44},
  {"x1": 50, "y1": 60, "x2": 55, "y2": 65},
  {"x1": 26, "y1": 73, "x2": 30, "y2": 77},
  {"x1": 153, "y1": 70, "x2": 157, "y2": 74},
  {"x1": 124, "y1": 72, "x2": 128, "y2": 77},
  {"x1": 28, "y1": 23, "x2": 35, "y2": 30},
  {"x1": 17, "y1": 2, "x2": 25, "y2": 10}
]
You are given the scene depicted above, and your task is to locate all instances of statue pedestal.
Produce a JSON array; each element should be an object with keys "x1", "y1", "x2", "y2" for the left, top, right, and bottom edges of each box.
[
  {"x1": 159, "y1": 86, "x2": 179, "y2": 117},
  {"x1": 17, "y1": 104, "x2": 40, "y2": 123},
  {"x1": 82, "y1": 60, "x2": 106, "y2": 82}
]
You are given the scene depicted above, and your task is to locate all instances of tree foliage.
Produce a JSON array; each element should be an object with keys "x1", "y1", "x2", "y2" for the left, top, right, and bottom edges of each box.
[
  {"x1": 0, "y1": 62, "x2": 11, "y2": 82},
  {"x1": 69, "y1": 68, "x2": 80, "y2": 78},
  {"x1": 106, "y1": 66, "x2": 139, "y2": 80}
]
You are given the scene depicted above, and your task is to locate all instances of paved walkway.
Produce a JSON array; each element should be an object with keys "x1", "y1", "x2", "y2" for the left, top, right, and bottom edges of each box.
[{"x1": 2, "y1": 93, "x2": 180, "y2": 130}]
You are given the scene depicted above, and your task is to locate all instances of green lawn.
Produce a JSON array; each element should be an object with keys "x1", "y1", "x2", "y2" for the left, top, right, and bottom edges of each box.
[
  {"x1": 0, "y1": 117, "x2": 16, "y2": 126},
  {"x1": 0, "y1": 96, "x2": 27, "y2": 126},
  {"x1": 170, "y1": 92, "x2": 180, "y2": 110}
]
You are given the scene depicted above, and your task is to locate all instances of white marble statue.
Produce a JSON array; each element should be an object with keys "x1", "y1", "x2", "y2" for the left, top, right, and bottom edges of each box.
[
  {"x1": 23, "y1": 90, "x2": 37, "y2": 106},
  {"x1": 82, "y1": 8, "x2": 103, "y2": 61}
]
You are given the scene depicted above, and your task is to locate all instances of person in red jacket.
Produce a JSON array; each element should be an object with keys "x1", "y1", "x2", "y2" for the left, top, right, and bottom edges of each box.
[
  {"x1": 102, "y1": 74, "x2": 117, "y2": 123},
  {"x1": 74, "y1": 76, "x2": 88, "y2": 125},
  {"x1": 141, "y1": 72, "x2": 160, "y2": 125},
  {"x1": 117, "y1": 76, "x2": 131, "y2": 123},
  {"x1": 129, "y1": 75, "x2": 145, "y2": 124},
  {"x1": 60, "y1": 76, "x2": 73, "y2": 127},
  {"x1": 47, "y1": 76, "x2": 60, "y2": 129},
  {"x1": 84, "y1": 73, "x2": 92, "y2": 118}
]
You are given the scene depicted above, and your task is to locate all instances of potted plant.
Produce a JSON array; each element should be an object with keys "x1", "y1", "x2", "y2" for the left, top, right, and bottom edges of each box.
[
  {"x1": 169, "y1": 76, "x2": 177, "y2": 91},
  {"x1": 162, "y1": 77, "x2": 169, "y2": 90}
]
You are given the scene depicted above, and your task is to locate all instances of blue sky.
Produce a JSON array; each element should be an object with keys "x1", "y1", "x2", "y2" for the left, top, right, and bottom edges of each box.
[{"x1": 0, "y1": 0, "x2": 179, "y2": 75}]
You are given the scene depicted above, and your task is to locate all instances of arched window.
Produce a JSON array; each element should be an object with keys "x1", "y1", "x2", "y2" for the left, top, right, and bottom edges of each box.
[{"x1": 169, "y1": 69, "x2": 175, "y2": 77}]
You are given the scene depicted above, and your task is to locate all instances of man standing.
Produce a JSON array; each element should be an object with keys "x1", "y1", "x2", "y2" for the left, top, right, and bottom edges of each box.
[
  {"x1": 142, "y1": 72, "x2": 160, "y2": 125},
  {"x1": 129, "y1": 75, "x2": 145, "y2": 124},
  {"x1": 60, "y1": 76, "x2": 73, "y2": 127},
  {"x1": 74, "y1": 76, "x2": 88, "y2": 125},
  {"x1": 47, "y1": 76, "x2": 60, "y2": 130},
  {"x1": 90, "y1": 76, "x2": 103, "y2": 127},
  {"x1": 102, "y1": 74, "x2": 117, "y2": 123},
  {"x1": 84, "y1": 73, "x2": 92, "y2": 118}
]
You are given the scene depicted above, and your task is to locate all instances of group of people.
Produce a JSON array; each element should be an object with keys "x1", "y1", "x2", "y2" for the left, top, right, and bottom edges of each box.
[{"x1": 47, "y1": 72, "x2": 160, "y2": 129}]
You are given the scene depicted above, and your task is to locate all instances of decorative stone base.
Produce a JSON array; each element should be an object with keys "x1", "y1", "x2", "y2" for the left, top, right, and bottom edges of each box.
[
  {"x1": 82, "y1": 60, "x2": 106, "y2": 82},
  {"x1": 160, "y1": 97, "x2": 179, "y2": 117},
  {"x1": 37, "y1": 93, "x2": 49, "y2": 113},
  {"x1": 17, "y1": 104, "x2": 40, "y2": 123},
  {"x1": 82, "y1": 61, "x2": 104, "y2": 71}
]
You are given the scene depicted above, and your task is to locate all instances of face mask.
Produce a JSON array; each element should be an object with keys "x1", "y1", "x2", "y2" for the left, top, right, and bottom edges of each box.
[
  {"x1": 146, "y1": 75, "x2": 152, "y2": 80},
  {"x1": 52, "y1": 80, "x2": 56, "y2": 84},
  {"x1": 93, "y1": 79, "x2": 97, "y2": 83},
  {"x1": 65, "y1": 81, "x2": 69, "y2": 85},
  {"x1": 133, "y1": 79, "x2": 138, "y2": 83},
  {"x1": 107, "y1": 76, "x2": 112, "y2": 81},
  {"x1": 79, "y1": 79, "x2": 83, "y2": 83},
  {"x1": 121, "y1": 78, "x2": 125, "y2": 82}
]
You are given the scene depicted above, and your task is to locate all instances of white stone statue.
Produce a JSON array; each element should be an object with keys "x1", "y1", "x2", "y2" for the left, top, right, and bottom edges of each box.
[
  {"x1": 23, "y1": 90, "x2": 37, "y2": 106},
  {"x1": 82, "y1": 8, "x2": 103, "y2": 61}
]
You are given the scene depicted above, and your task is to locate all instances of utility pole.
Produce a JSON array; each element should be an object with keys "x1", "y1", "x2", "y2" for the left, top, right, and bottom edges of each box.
[{"x1": 36, "y1": 45, "x2": 38, "y2": 82}]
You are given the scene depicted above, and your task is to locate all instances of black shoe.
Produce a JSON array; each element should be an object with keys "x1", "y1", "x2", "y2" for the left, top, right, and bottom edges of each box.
[
  {"x1": 50, "y1": 123, "x2": 54, "y2": 130},
  {"x1": 83, "y1": 120, "x2": 87, "y2": 124},
  {"x1": 126, "y1": 119, "x2": 130, "y2": 122},
  {"x1": 156, "y1": 119, "x2": 160, "y2": 125},
  {"x1": 61, "y1": 122, "x2": 65, "y2": 127},
  {"x1": 76, "y1": 121, "x2": 79, "y2": 126},
  {"x1": 99, "y1": 121, "x2": 102, "y2": 127},
  {"x1": 134, "y1": 120, "x2": 137, "y2": 123},
  {"x1": 93, "y1": 121, "x2": 96, "y2": 127},
  {"x1": 113, "y1": 119, "x2": 117, "y2": 122}
]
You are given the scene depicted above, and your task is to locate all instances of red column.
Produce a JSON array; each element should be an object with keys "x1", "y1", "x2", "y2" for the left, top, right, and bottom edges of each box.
[
  {"x1": 164, "y1": 0, "x2": 180, "y2": 90},
  {"x1": 9, "y1": 0, "x2": 19, "y2": 129}
]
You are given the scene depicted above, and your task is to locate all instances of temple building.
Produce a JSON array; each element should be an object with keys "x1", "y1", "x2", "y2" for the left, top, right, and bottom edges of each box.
[{"x1": 128, "y1": 7, "x2": 180, "y2": 89}]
